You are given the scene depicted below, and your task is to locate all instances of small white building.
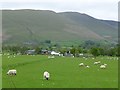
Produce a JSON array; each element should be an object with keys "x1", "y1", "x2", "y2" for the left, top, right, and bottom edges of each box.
[{"x1": 51, "y1": 51, "x2": 60, "y2": 56}]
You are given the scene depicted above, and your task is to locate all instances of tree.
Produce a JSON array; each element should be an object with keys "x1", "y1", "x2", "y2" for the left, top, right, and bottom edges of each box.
[
  {"x1": 107, "y1": 47, "x2": 116, "y2": 56},
  {"x1": 35, "y1": 47, "x2": 41, "y2": 54},
  {"x1": 59, "y1": 48, "x2": 67, "y2": 54},
  {"x1": 70, "y1": 48, "x2": 76, "y2": 56},
  {"x1": 19, "y1": 46, "x2": 29, "y2": 55},
  {"x1": 90, "y1": 47, "x2": 100, "y2": 57},
  {"x1": 45, "y1": 40, "x2": 51, "y2": 44},
  {"x1": 117, "y1": 46, "x2": 120, "y2": 56},
  {"x1": 98, "y1": 47, "x2": 105, "y2": 56}
]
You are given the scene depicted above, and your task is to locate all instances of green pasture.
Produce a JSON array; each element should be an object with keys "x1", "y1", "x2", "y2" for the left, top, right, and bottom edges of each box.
[{"x1": 2, "y1": 55, "x2": 118, "y2": 88}]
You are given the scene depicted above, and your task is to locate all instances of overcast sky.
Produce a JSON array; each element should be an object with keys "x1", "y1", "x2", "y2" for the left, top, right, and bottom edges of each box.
[{"x1": 0, "y1": 0, "x2": 119, "y2": 21}]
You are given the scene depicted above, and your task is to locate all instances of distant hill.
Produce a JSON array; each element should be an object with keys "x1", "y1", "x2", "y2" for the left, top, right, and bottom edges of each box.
[{"x1": 2, "y1": 9, "x2": 118, "y2": 45}]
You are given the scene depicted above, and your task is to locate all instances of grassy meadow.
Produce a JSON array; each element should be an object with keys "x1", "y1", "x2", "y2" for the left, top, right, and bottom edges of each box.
[{"x1": 2, "y1": 55, "x2": 118, "y2": 88}]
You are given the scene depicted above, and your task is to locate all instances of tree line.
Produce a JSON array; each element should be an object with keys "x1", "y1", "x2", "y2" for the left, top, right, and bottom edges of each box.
[{"x1": 2, "y1": 43, "x2": 120, "y2": 57}]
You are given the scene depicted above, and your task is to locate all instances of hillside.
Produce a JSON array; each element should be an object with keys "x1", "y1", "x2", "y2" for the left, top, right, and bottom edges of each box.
[{"x1": 2, "y1": 9, "x2": 118, "y2": 45}]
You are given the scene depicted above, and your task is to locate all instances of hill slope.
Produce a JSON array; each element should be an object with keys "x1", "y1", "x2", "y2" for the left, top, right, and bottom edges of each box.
[{"x1": 2, "y1": 10, "x2": 118, "y2": 45}]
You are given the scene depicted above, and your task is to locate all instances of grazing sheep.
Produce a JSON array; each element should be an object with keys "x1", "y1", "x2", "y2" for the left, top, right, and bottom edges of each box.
[
  {"x1": 79, "y1": 63, "x2": 84, "y2": 66},
  {"x1": 8, "y1": 56, "x2": 10, "y2": 58},
  {"x1": 104, "y1": 63, "x2": 107, "y2": 66},
  {"x1": 94, "y1": 61, "x2": 101, "y2": 65},
  {"x1": 94, "y1": 62, "x2": 98, "y2": 65},
  {"x1": 116, "y1": 58, "x2": 118, "y2": 60},
  {"x1": 97, "y1": 61, "x2": 101, "y2": 64},
  {"x1": 48, "y1": 56, "x2": 55, "y2": 59},
  {"x1": 100, "y1": 65, "x2": 106, "y2": 69},
  {"x1": 43, "y1": 71, "x2": 50, "y2": 80},
  {"x1": 83, "y1": 57, "x2": 86, "y2": 59},
  {"x1": 7, "y1": 69, "x2": 17, "y2": 75},
  {"x1": 86, "y1": 65, "x2": 90, "y2": 68}
]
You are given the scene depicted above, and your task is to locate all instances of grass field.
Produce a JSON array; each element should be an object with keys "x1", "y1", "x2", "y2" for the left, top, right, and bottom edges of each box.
[{"x1": 2, "y1": 55, "x2": 118, "y2": 88}]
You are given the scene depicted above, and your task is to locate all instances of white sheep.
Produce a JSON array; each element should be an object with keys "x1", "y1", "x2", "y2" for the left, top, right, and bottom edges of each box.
[
  {"x1": 43, "y1": 71, "x2": 50, "y2": 80},
  {"x1": 83, "y1": 57, "x2": 86, "y2": 59},
  {"x1": 97, "y1": 61, "x2": 101, "y2": 64},
  {"x1": 94, "y1": 62, "x2": 98, "y2": 65},
  {"x1": 94, "y1": 61, "x2": 101, "y2": 65},
  {"x1": 8, "y1": 56, "x2": 10, "y2": 58},
  {"x1": 7, "y1": 69, "x2": 17, "y2": 75},
  {"x1": 79, "y1": 63, "x2": 84, "y2": 66},
  {"x1": 86, "y1": 65, "x2": 90, "y2": 68},
  {"x1": 48, "y1": 56, "x2": 55, "y2": 59},
  {"x1": 104, "y1": 63, "x2": 107, "y2": 66},
  {"x1": 100, "y1": 65, "x2": 106, "y2": 69}
]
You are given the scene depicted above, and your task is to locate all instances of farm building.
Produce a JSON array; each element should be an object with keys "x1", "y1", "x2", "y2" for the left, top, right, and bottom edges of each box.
[
  {"x1": 41, "y1": 49, "x2": 51, "y2": 55},
  {"x1": 26, "y1": 50, "x2": 35, "y2": 55},
  {"x1": 51, "y1": 51, "x2": 60, "y2": 56}
]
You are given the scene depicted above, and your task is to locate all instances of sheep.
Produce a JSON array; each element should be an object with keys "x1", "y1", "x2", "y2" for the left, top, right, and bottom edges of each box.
[
  {"x1": 8, "y1": 56, "x2": 10, "y2": 58},
  {"x1": 97, "y1": 61, "x2": 101, "y2": 64},
  {"x1": 7, "y1": 69, "x2": 17, "y2": 75},
  {"x1": 94, "y1": 62, "x2": 98, "y2": 65},
  {"x1": 116, "y1": 58, "x2": 118, "y2": 60},
  {"x1": 104, "y1": 63, "x2": 107, "y2": 66},
  {"x1": 94, "y1": 61, "x2": 101, "y2": 65},
  {"x1": 43, "y1": 71, "x2": 50, "y2": 80},
  {"x1": 79, "y1": 63, "x2": 84, "y2": 66},
  {"x1": 86, "y1": 65, "x2": 90, "y2": 68},
  {"x1": 83, "y1": 57, "x2": 86, "y2": 59},
  {"x1": 48, "y1": 56, "x2": 55, "y2": 59},
  {"x1": 100, "y1": 65, "x2": 106, "y2": 69}
]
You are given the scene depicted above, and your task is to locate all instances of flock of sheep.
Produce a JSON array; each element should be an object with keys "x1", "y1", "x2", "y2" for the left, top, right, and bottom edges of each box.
[
  {"x1": 47, "y1": 55, "x2": 108, "y2": 69},
  {"x1": 7, "y1": 61, "x2": 107, "y2": 78},
  {"x1": 79, "y1": 61, "x2": 107, "y2": 69},
  {"x1": 6, "y1": 55, "x2": 118, "y2": 79}
]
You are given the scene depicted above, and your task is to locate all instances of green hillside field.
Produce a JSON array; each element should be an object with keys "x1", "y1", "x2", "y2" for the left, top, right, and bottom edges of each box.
[
  {"x1": 2, "y1": 10, "x2": 118, "y2": 45},
  {"x1": 2, "y1": 55, "x2": 118, "y2": 88}
]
